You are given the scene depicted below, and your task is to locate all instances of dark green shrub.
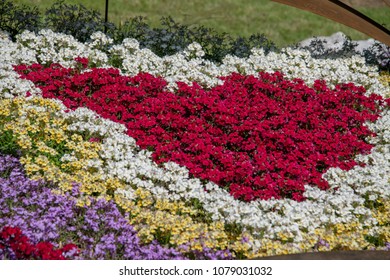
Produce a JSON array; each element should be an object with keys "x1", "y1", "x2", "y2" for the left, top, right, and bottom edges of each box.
[
  {"x1": 298, "y1": 36, "x2": 358, "y2": 60},
  {"x1": 117, "y1": 16, "x2": 278, "y2": 63},
  {"x1": 0, "y1": 0, "x2": 41, "y2": 40},
  {"x1": 189, "y1": 24, "x2": 231, "y2": 62},
  {"x1": 296, "y1": 36, "x2": 389, "y2": 71},
  {"x1": 116, "y1": 16, "x2": 193, "y2": 57},
  {"x1": 364, "y1": 42, "x2": 390, "y2": 72},
  {"x1": 229, "y1": 34, "x2": 278, "y2": 58},
  {"x1": 44, "y1": 0, "x2": 116, "y2": 43}
]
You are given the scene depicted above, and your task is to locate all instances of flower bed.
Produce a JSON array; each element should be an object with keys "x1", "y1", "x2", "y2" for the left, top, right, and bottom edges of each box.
[
  {"x1": 0, "y1": 29, "x2": 389, "y2": 259},
  {"x1": 14, "y1": 61, "x2": 386, "y2": 202}
]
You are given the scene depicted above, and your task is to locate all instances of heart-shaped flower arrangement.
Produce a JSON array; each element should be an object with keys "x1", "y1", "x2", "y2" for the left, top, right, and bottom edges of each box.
[{"x1": 15, "y1": 58, "x2": 388, "y2": 202}]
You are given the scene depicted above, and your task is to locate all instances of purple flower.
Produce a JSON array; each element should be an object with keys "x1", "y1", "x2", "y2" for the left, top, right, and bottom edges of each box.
[
  {"x1": 241, "y1": 236, "x2": 250, "y2": 243},
  {"x1": 1, "y1": 155, "x2": 232, "y2": 259},
  {"x1": 0, "y1": 155, "x2": 185, "y2": 259},
  {"x1": 315, "y1": 238, "x2": 330, "y2": 249}
]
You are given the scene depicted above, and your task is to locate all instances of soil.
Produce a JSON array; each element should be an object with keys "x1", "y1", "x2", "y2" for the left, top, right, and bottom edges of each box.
[{"x1": 340, "y1": 0, "x2": 388, "y2": 7}]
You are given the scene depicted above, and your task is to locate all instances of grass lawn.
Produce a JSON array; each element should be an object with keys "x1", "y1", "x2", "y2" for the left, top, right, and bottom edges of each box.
[{"x1": 11, "y1": 0, "x2": 390, "y2": 47}]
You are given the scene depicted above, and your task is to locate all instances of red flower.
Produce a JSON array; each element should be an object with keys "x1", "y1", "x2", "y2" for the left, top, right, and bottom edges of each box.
[
  {"x1": 16, "y1": 60, "x2": 388, "y2": 202},
  {"x1": 0, "y1": 226, "x2": 79, "y2": 260},
  {"x1": 75, "y1": 57, "x2": 89, "y2": 69},
  {"x1": 88, "y1": 137, "x2": 101, "y2": 143}
]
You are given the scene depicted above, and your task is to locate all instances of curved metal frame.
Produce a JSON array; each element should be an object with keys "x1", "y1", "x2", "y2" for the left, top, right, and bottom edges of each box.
[{"x1": 272, "y1": 0, "x2": 390, "y2": 46}]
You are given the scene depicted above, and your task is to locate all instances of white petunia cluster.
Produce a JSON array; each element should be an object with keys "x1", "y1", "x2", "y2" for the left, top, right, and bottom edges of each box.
[
  {"x1": 323, "y1": 108, "x2": 390, "y2": 202},
  {"x1": 88, "y1": 31, "x2": 113, "y2": 51},
  {"x1": 0, "y1": 33, "x2": 40, "y2": 99},
  {"x1": 183, "y1": 42, "x2": 205, "y2": 59},
  {"x1": 111, "y1": 37, "x2": 387, "y2": 96},
  {"x1": 16, "y1": 29, "x2": 109, "y2": 68},
  {"x1": 8, "y1": 29, "x2": 387, "y2": 96}
]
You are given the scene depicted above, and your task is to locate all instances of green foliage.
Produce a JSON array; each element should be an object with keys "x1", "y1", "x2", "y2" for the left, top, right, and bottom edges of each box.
[
  {"x1": 365, "y1": 234, "x2": 386, "y2": 247},
  {"x1": 44, "y1": 0, "x2": 115, "y2": 43},
  {"x1": 0, "y1": 0, "x2": 41, "y2": 40},
  {"x1": 0, "y1": 130, "x2": 20, "y2": 158},
  {"x1": 230, "y1": 33, "x2": 278, "y2": 58},
  {"x1": 297, "y1": 36, "x2": 359, "y2": 60},
  {"x1": 116, "y1": 16, "x2": 277, "y2": 63},
  {"x1": 295, "y1": 36, "x2": 389, "y2": 71},
  {"x1": 116, "y1": 16, "x2": 191, "y2": 57},
  {"x1": 364, "y1": 42, "x2": 390, "y2": 72}
]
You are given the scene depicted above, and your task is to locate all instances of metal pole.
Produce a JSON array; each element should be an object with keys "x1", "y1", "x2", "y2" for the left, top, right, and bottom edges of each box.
[{"x1": 104, "y1": 0, "x2": 109, "y2": 33}]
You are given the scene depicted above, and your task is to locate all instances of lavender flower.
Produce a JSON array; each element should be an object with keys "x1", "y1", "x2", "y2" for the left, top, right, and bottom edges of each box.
[
  {"x1": 1, "y1": 154, "x2": 229, "y2": 259},
  {"x1": 0, "y1": 155, "x2": 183, "y2": 259}
]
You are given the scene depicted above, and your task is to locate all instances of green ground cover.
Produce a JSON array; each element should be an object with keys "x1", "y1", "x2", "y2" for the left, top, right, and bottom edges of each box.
[{"x1": 11, "y1": 0, "x2": 390, "y2": 47}]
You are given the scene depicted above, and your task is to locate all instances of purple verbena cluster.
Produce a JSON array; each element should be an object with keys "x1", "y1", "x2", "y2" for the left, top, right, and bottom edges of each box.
[{"x1": 0, "y1": 155, "x2": 185, "y2": 259}]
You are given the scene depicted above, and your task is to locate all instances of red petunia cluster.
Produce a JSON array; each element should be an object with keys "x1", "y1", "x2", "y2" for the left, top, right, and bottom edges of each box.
[
  {"x1": 15, "y1": 59, "x2": 388, "y2": 201},
  {"x1": 0, "y1": 226, "x2": 79, "y2": 260}
]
